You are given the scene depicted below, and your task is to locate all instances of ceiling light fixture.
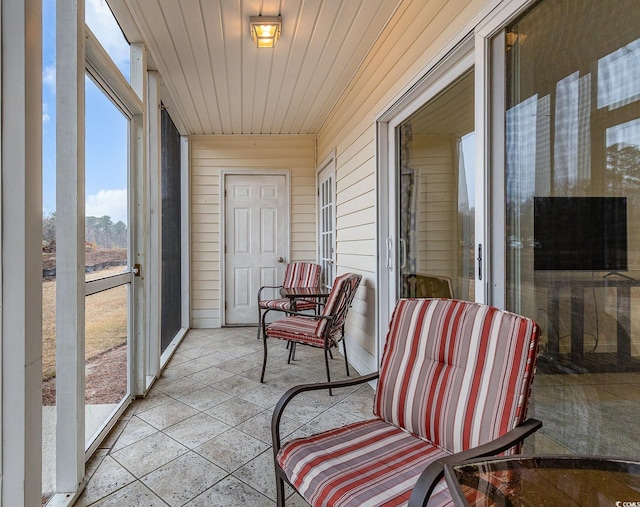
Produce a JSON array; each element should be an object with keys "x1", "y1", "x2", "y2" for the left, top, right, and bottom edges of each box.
[{"x1": 250, "y1": 16, "x2": 281, "y2": 48}]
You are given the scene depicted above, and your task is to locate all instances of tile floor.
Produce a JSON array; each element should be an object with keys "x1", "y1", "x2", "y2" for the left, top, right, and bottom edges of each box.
[{"x1": 76, "y1": 327, "x2": 375, "y2": 506}]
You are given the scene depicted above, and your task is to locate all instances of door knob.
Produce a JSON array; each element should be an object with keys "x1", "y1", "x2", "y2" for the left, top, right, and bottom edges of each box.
[{"x1": 278, "y1": 257, "x2": 285, "y2": 263}]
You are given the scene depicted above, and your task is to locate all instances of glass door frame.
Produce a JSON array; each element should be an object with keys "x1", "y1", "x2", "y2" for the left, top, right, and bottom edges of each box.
[
  {"x1": 376, "y1": 34, "x2": 480, "y2": 361},
  {"x1": 475, "y1": 0, "x2": 539, "y2": 307}
]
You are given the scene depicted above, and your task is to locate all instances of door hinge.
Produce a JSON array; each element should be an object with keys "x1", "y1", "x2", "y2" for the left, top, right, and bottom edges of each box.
[{"x1": 477, "y1": 244, "x2": 483, "y2": 281}]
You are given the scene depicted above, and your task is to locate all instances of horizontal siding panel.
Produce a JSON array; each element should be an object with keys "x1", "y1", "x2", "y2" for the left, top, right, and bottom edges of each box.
[
  {"x1": 336, "y1": 207, "x2": 376, "y2": 230},
  {"x1": 334, "y1": 223, "x2": 375, "y2": 242},
  {"x1": 340, "y1": 239, "x2": 376, "y2": 255},
  {"x1": 337, "y1": 168, "x2": 374, "y2": 202},
  {"x1": 191, "y1": 222, "x2": 219, "y2": 234},
  {"x1": 191, "y1": 203, "x2": 219, "y2": 215},
  {"x1": 191, "y1": 194, "x2": 219, "y2": 204},
  {"x1": 192, "y1": 251, "x2": 220, "y2": 262},
  {"x1": 338, "y1": 190, "x2": 376, "y2": 217},
  {"x1": 191, "y1": 230, "x2": 220, "y2": 244},
  {"x1": 336, "y1": 253, "x2": 377, "y2": 273},
  {"x1": 191, "y1": 185, "x2": 218, "y2": 196}
]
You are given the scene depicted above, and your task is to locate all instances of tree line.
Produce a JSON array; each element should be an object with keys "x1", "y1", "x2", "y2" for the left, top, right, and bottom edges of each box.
[{"x1": 43, "y1": 212, "x2": 127, "y2": 249}]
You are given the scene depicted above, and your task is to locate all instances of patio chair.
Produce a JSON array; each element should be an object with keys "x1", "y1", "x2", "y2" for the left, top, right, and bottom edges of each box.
[
  {"x1": 260, "y1": 273, "x2": 362, "y2": 389},
  {"x1": 271, "y1": 298, "x2": 541, "y2": 507},
  {"x1": 256, "y1": 261, "x2": 321, "y2": 340},
  {"x1": 402, "y1": 273, "x2": 454, "y2": 298}
]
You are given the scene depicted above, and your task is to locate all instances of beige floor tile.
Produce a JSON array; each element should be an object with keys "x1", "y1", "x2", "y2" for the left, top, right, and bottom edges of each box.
[
  {"x1": 140, "y1": 451, "x2": 227, "y2": 507},
  {"x1": 111, "y1": 432, "x2": 188, "y2": 478},
  {"x1": 205, "y1": 397, "x2": 265, "y2": 426},
  {"x1": 136, "y1": 399, "x2": 200, "y2": 430},
  {"x1": 75, "y1": 456, "x2": 136, "y2": 506},
  {"x1": 163, "y1": 412, "x2": 231, "y2": 449},
  {"x1": 89, "y1": 481, "x2": 166, "y2": 506},
  {"x1": 184, "y1": 475, "x2": 275, "y2": 506},
  {"x1": 173, "y1": 385, "x2": 234, "y2": 412},
  {"x1": 195, "y1": 427, "x2": 270, "y2": 472}
]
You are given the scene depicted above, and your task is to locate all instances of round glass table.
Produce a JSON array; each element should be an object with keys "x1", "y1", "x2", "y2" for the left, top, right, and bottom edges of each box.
[{"x1": 444, "y1": 455, "x2": 640, "y2": 507}]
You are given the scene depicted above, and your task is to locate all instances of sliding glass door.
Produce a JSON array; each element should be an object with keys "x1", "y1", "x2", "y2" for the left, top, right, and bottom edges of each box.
[
  {"x1": 377, "y1": 37, "x2": 479, "y2": 352},
  {"x1": 499, "y1": 0, "x2": 640, "y2": 457},
  {"x1": 396, "y1": 70, "x2": 476, "y2": 302}
]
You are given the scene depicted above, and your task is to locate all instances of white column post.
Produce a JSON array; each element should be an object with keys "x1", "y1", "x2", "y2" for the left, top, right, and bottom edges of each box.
[
  {"x1": 56, "y1": 0, "x2": 85, "y2": 495},
  {"x1": 146, "y1": 70, "x2": 161, "y2": 385},
  {"x1": 1, "y1": 0, "x2": 43, "y2": 504},
  {"x1": 130, "y1": 42, "x2": 148, "y2": 396}
]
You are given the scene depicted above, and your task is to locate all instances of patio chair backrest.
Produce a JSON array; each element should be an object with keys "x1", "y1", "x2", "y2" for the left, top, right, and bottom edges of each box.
[
  {"x1": 315, "y1": 273, "x2": 361, "y2": 339},
  {"x1": 373, "y1": 298, "x2": 539, "y2": 454},
  {"x1": 281, "y1": 262, "x2": 321, "y2": 288}
]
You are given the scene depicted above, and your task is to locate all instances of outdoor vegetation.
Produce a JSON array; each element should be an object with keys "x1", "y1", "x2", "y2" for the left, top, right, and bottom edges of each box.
[{"x1": 42, "y1": 213, "x2": 128, "y2": 404}]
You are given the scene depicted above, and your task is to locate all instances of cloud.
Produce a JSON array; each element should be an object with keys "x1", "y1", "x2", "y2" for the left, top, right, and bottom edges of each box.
[
  {"x1": 43, "y1": 64, "x2": 56, "y2": 92},
  {"x1": 86, "y1": 188, "x2": 128, "y2": 225},
  {"x1": 85, "y1": 0, "x2": 130, "y2": 70}
]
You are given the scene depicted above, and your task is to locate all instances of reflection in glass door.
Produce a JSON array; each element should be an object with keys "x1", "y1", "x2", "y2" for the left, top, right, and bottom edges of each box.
[
  {"x1": 502, "y1": 0, "x2": 640, "y2": 457},
  {"x1": 84, "y1": 76, "x2": 131, "y2": 448},
  {"x1": 397, "y1": 71, "x2": 475, "y2": 301}
]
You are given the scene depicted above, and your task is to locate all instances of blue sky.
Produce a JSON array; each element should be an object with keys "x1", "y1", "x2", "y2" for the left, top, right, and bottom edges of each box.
[{"x1": 43, "y1": 0, "x2": 131, "y2": 224}]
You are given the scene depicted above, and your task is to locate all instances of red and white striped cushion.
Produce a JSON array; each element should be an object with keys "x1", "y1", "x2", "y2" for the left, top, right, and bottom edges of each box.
[
  {"x1": 258, "y1": 298, "x2": 317, "y2": 311},
  {"x1": 266, "y1": 273, "x2": 354, "y2": 346},
  {"x1": 265, "y1": 316, "x2": 328, "y2": 347},
  {"x1": 374, "y1": 299, "x2": 539, "y2": 454},
  {"x1": 283, "y1": 262, "x2": 321, "y2": 288},
  {"x1": 277, "y1": 419, "x2": 452, "y2": 507}
]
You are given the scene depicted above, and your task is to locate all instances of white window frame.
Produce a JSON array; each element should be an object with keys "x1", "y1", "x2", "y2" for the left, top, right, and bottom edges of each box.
[
  {"x1": 317, "y1": 151, "x2": 336, "y2": 287},
  {"x1": 474, "y1": 0, "x2": 538, "y2": 307}
]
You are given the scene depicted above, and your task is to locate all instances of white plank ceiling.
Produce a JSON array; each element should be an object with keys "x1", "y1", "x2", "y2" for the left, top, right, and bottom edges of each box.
[{"x1": 110, "y1": 0, "x2": 402, "y2": 135}]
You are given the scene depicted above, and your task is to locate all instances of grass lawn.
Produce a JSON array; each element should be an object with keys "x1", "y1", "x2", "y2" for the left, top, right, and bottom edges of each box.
[{"x1": 42, "y1": 267, "x2": 128, "y2": 381}]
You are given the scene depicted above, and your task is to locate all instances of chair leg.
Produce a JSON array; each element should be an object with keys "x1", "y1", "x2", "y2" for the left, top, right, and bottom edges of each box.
[
  {"x1": 275, "y1": 471, "x2": 286, "y2": 507},
  {"x1": 342, "y1": 337, "x2": 350, "y2": 377},
  {"x1": 260, "y1": 326, "x2": 268, "y2": 384},
  {"x1": 256, "y1": 307, "x2": 263, "y2": 340},
  {"x1": 324, "y1": 347, "x2": 333, "y2": 396},
  {"x1": 287, "y1": 342, "x2": 295, "y2": 364}
]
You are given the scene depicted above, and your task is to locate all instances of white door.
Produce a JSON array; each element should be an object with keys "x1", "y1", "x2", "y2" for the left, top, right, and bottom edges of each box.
[
  {"x1": 317, "y1": 156, "x2": 336, "y2": 287},
  {"x1": 224, "y1": 174, "x2": 288, "y2": 324}
]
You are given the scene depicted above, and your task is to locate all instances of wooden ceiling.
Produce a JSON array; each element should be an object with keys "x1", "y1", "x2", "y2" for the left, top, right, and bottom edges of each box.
[{"x1": 109, "y1": 0, "x2": 402, "y2": 135}]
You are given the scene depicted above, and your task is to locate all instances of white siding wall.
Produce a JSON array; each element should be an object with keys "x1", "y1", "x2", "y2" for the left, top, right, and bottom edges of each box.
[
  {"x1": 190, "y1": 135, "x2": 316, "y2": 327},
  {"x1": 413, "y1": 135, "x2": 457, "y2": 281},
  {"x1": 316, "y1": 0, "x2": 485, "y2": 372}
]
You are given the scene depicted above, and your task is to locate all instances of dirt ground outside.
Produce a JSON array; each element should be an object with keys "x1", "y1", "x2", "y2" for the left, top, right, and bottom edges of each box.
[{"x1": 42, "y1": 247, "x2": 128, "y2": 406}]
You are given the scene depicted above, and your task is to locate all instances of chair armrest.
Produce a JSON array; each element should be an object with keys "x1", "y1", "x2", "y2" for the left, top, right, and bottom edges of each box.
[
  {"x1": 271, "y1": 372, "x2": 380, "y2": 453},
  {"x1": 257, "y1": 284, "x2": 284, "y2": 301},
  {"x1": 407, "y1": 418, "x2": 542, "y2": 507},
  {"x1": 265, "y1": 308, "x2": 333, "y2": 320}
]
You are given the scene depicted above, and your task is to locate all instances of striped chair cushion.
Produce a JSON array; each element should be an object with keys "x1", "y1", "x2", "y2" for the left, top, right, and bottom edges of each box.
[
  {"x1": 314, "y1": 273, "x2": 354, "y2": 337},
  {"x1": 266, "y1": 273, "x2": 355, "y2": 346},
  {"x1": 259, "y1": 298, "x2": 317, "y2": 311},
  {"x1": 283, "y1": 262, "x2": 322, "y2": 288},
  {"x1": 277, "y1": 419, "x2": 453, "y2": 507},
  {"x1": 265, "y1": 315, "x2": 329, "y2": 347},
  {"x1": 374, "y1": 299, "x2": 539, "y2": 454}
]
